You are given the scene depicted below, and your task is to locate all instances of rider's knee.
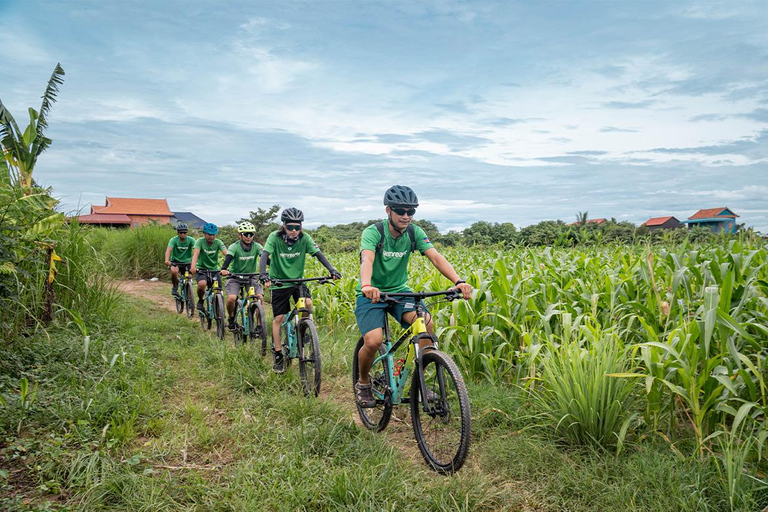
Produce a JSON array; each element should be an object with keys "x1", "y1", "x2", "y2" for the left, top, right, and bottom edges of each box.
[{"x1": 362, "y1": 329, "x2": 383, "y2": 349}]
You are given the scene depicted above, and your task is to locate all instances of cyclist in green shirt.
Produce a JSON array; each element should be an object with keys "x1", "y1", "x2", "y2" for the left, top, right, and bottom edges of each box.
[
  {"x1": 220, "y1": 221, "x2": 264, "y2": 331},
  {"x1": 354, "y1": 185, "x2": 472, "y2": 407},
  {"x1": 164, "y1": 222, "x2": 196, "y2": 297},
  {"x1": 259, "y1": 208, "x2": 341, "y2": 373},
  {"x1": 190, "y1": 222, "x2": 228, "y2": 312}
]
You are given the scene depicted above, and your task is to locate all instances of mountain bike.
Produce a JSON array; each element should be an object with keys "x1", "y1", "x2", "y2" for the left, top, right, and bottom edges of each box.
[
  {"x1": 229, "y1": 273, "x2": 268, "y2": 354},
  {"x1": 170, "y1": 261, "x2": 195, "y2": 319},
  {"x1": 196, "y1": 270, "x2": 225, "y2": 340},
  {"x1": 352, "y1": 289, "x2": 471, "y2": 474},
  {"x1": 270, "y1": 276, "x2": 335, "y2": 397}
]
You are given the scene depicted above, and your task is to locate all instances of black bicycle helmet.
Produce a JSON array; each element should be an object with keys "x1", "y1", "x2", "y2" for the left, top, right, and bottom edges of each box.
[
  {"x1": 383, "y1": 185, "x2": 419, "y2": 208},
  {"x1": 281, "y1": 207, "x2": 304, "y2": 223},
  {"x1": 175, "y1": 222, "x2": 188, "y2": 232}
]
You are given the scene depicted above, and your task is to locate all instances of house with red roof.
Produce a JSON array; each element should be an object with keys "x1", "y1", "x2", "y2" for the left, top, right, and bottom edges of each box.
[
  {"x1": 682, "y1": 207, "x2": 739, "y2": 233},
  {"x1": 567, "y1": 218, "x2": 607, "y2": 227},
  {"x1": 641, "y1": 216, "x2": 681, "y2": 230},
  {"x1": 75, "y1": 197, "x2": 174, "y2": 228}
]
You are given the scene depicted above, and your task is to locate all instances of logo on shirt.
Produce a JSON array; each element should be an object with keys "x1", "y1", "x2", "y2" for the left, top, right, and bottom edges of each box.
[
  {"x1": 383, "y1": 250, "x2": 407, "y2": 258},
  {"x1": 204, "y1": 249, "x2": 217, "y2": 255},
  {"x1": 280, "y1": 252, "x2": 301, "y2": 258},
  {"x1": 423, "y1": 236, "x2": 430, "y2": 243},
  {"x1": 239, "y1": 255, "x2": 255, "y2": 261}
]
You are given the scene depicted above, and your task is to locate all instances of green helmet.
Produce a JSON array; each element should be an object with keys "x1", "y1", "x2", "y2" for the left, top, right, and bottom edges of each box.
[{"x1": 238, "y1": 221, "x2": 256, "y2": 233}]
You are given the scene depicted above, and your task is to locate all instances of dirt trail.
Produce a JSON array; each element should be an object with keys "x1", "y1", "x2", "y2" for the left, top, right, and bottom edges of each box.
[{"x1": 115, "y1": 279, "x2": 459, "y2": 471}]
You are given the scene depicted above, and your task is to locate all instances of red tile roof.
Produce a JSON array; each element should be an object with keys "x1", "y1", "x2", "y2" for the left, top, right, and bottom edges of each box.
[
  {"x1": 74, "y1": 213, "x2": 132, "y2": 224},
  {"x1": 643, "y1": 216, "x2": 678, "y2": 227},
  {"x1": 689, "y1": 207, "x2": 737, "y2": 220},
  {"x1": 93, "y1": 197, "x2": 173, "y2": 216},
  {"x1": 567, "y1": 218, "x2": 607, "y2": 226}
]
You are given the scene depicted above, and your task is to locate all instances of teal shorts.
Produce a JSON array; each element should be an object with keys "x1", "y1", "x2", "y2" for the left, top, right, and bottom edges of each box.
[{"x1": 354, "y1": 292, "x2": 429, "y2": 336}]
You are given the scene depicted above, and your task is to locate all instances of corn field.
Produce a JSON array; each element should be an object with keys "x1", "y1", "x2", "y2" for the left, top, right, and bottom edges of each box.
[{"x1": 310, "y1": 240, "x2": 768, "y2": 461}]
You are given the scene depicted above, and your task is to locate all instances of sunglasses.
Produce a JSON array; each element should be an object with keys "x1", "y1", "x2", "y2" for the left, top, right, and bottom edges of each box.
[
  {"x1": 391, "y1": 207, "x2": 416, "y2": 217},
  {"x1": 241, "y1": 232, "x2": 254, "y2": 237},
  {"x1": 286, "y1": 224, "x2": 302, "y2": 231},
  {"x1": 178, "y1": 231, "x2": 188, "y2": 234}
]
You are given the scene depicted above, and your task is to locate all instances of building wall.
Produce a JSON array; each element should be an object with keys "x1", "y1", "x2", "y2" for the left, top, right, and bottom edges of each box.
[{"x1": 127, "y1": 215, "x2": 173, "y2": 227}]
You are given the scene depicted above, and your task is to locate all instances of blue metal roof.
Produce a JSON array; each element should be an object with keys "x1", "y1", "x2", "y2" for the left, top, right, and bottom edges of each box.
[{"x1": 172, "y1": 212, "x2": 207, "y2": 228}]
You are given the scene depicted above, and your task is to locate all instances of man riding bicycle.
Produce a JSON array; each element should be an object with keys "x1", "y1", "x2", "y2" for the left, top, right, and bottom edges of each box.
[
  {"x1": 164, "y1": 222, "x2": 196, "y2": 298},
  {"x1": 191, "y1": 222, "x2": 228, "y2": 312},
  {"x1": 259, "y1": 207, "x2": 341, "y2": 373},
  {"x1": 354, "y1": 185, "x2": 472, "y2": 408},
  {"x1": 220, "y1": 221, "x2": 264, "y2": 331}
]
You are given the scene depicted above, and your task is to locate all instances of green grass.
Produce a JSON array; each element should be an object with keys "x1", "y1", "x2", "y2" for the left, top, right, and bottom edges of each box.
[{"x1": 3, "y1": 290, "x2": 760, "y2": 510}]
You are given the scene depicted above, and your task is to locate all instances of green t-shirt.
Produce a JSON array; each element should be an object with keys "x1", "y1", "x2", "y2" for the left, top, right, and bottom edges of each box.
[
  {"x1": 226, "y1": 241, "x2": 264, "y2": 275},
  {"x1": 263, "y1": 231, "x2": 320, "y2": 289},
  {"x1": 194, "y1": 238, "x2": 226, "y2": 270},
  {"x1": 356, "y1": 223, "x2": 434, "y2": 295},
  {"x1": 167, "y1": 235, "x2": 196, "y2": 264}
]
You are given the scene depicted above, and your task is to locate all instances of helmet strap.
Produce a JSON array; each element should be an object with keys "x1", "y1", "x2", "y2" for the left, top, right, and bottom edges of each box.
[{"x1": 387, "y1": 213, "x2": 404, "y2": 236}]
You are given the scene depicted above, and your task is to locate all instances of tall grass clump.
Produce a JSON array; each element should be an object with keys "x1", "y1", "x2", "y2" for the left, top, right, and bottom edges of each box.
[
  {"x1": 89, "y1": 223, "x2": 176, "y2": 279},
  {"x1": 55, "y1": 220, "x2": 121, "y2": 323},
  {"x1": 537, "y1": 332, "x2": 636, "y2": 449}
]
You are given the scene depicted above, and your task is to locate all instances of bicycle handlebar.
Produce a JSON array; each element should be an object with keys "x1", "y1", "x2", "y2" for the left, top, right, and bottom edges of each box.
[
  {"x1": 228, "y1": 273, "x2": 261, "y2": 279},
  {"x1": 269, "y1": 276, "x2": 335, "y2": 286},
  {"x1": 380, "y1": 289, "x2": 462, "y2": 303}
]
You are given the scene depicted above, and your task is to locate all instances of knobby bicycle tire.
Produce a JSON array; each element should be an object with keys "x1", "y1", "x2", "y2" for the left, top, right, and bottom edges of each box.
[
  {"x1": 249, "y1": 302, "x2": 268, "y2": 356},
  {"x1": 298, "y1": 319, "x2": 321, "y2": 397},
  {"x1": 352, "y1": 336, "x2": 392, "y2": 432},
  {"x1": 200, "y1": 295, "x2": 212, "y2": 331},
  {"x1": 175, "y1": 287, "x2": 184, "y2": 314},
  {"x1": 233, "y1": 301, "x2": 245, "y2": 347},
  {"x1": 410, "y1": 349, "x2": 471, "y2": 474},
  {"x1": 214, "y1": 294, "x2": 225, "y2": 340},
  {"x1": 185, "y1": 281, "x2": 195, "y2": 319},
  {"x1": 280, "y1": 321, "x2": 293, "y2": 367}
]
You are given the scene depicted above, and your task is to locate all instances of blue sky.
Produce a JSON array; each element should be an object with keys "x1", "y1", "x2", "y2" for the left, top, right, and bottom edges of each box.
[{"x1": 1, "y1": 0, "x2": 767, "y2": 232}]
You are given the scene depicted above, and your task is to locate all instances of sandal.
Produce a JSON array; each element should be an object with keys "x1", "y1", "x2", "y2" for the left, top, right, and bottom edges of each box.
[{"x1": 355, "y1": 382, "x2": 376, "y2": 408}]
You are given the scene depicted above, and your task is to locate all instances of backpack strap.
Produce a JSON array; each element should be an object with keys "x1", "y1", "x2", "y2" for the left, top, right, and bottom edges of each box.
[
  {"x1": 406, "y1": 224, "x2": 417, "y2": 254},
  {"x1": 375, "y1": 221, "x2": 386, "y2": 254}
]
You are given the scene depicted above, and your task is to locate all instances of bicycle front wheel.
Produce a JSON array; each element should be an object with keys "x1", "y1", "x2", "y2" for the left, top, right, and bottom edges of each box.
[
  {"x1": 298, "y1": 319, "x2": 321, "y2": 397},
  {"x1": 175, "y1": 289, "x2": 184, "y2": 314},
  {"x1": 352, "y1": 336, "x2": 392, "y2": 432},
  {"x1": 214, "y1": 294, "x2": 225, "y2": 340},
  {"x1": 410, "y1": 349, "x2": 471, "y2": 474},
  {"x1": 249, "y1": 301, "x2": 268, "y2": 356},
  {"x1": 233, "y1": 301, "x2": 244, "y2": 347},
  {"x1": 185, "y1": 281, "x2": 195, "y2": 319},
  {"x1": 200, "y1": 295, "x2": 212, "y2": 331}
]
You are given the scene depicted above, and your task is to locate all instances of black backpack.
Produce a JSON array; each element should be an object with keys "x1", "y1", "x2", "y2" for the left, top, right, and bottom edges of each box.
[{"x1": 373, "y1": 221, "x2": 417, "y2": 255}]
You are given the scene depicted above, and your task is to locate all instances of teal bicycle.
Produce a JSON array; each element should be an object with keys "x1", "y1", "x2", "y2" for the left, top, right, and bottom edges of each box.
[
  {"x1": 270, "y1": 276, "x2": 334, "y2": 397},
  {"x1": 196, "y1": 270, "x2": 225, "y2": 340},
  {"x1": 228, "y1": 273, "x2": 268, "y2": 354},
  {"x1": 352, "y1": 289, "x2": 471, "y2": 474},
  {"x1": 170, "y1": 261, "x2": 195, "y2": 319}
]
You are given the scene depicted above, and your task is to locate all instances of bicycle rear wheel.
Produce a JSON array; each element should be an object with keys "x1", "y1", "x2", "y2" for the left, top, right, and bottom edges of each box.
[
  {"x1": 298, "y1": 319, "x2": 321, "y2": 397},
  {"x1": 249, "y1": 302, "x2": 268, "y2": 356},
  {"x1": 214, "y1": 294, "x2": 225, "y2": 340},
  {"x1": 185, "y1": 281, "x2": 195, "y2": 319},
  {"x1": 410, "y1": 349, "x2": 471, "y2": 474},
  {"x1": 352, "y1": 336, "x2": 392, "y2": 432}
]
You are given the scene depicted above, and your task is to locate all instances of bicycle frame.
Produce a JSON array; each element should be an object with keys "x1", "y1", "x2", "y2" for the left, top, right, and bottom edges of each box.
[
  {"x1": 236, "y1": 282, "x2": 261, "y2": 335},
  {"x1": 280, "y1": 294, "x2": 311, "y2": 358},
  {"x1": 371, "y1": 306, "x2": 434, "y2": 407},
  {"x1": 198, "y1": 271, "x2": 222, "y2": 319}
]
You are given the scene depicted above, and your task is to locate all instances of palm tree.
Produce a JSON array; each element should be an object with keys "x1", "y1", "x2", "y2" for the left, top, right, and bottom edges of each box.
[
  {"x1": 0, "y1": 63, "x2": 65, "y2": 194},
  {"x1": 575, "y1": 211, "x2": 589, "y2": 226}
]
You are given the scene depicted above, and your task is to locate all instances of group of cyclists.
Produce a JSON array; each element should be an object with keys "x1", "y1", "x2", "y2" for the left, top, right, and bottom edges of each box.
[{"x1": 164, "y1": 185, "x2": 472, "y2": 408}]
